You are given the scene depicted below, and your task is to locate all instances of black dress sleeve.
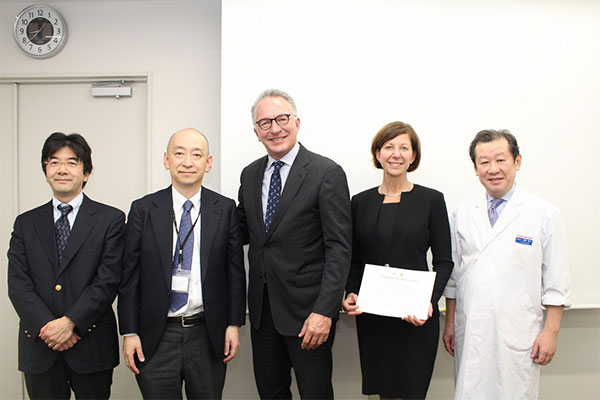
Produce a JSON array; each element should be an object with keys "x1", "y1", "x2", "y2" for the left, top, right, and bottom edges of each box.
[
  {"x1": 428, "y1": 191, "x2": 454, "y2": 305},
  {"x1": 345, "y1": 195, "x2": 364, "y2": 295}
]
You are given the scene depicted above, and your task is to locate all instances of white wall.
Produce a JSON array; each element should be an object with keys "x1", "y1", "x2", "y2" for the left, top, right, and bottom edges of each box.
[{"x1": 222, "y1": 0, "x2": 600, "y2": 398}]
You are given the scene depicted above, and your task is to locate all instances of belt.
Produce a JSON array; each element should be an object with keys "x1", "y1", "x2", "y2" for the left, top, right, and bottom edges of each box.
[{"x1": 167, "y1": 312, "x2": 205, "y2": 327}]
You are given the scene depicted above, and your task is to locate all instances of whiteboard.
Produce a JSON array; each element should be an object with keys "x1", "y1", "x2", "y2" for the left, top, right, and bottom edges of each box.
[{"x1": 221, "y1": 0, "x2": 600, "y2": 307}]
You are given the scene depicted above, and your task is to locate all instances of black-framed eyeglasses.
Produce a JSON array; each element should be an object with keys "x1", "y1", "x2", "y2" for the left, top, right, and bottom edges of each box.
[{"x1": 255, "y1": 114, "x2": 291, "y2": 130}]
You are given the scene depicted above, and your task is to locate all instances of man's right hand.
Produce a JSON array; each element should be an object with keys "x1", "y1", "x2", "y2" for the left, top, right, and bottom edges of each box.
[
  {"x1": 123, "y1": 334, "x2": 145, "y2": 375},
  {"x1": 443, "y1": 298, "x2": 456, "y2": 357}
]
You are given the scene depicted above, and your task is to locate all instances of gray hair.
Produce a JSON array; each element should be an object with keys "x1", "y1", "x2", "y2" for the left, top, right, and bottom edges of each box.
[
  {"x1": 251, "y1": 88, "x2": 298, "y2": 122},
  {"x1": 469, "y1": 129, "x2": 519, "y2": 166}
]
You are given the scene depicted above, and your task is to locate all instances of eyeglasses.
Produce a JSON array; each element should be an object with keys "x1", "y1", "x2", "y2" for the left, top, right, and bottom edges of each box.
[
  {"x1": 44, "y1": 159, "x2": 82, "y2": 169},
  {"x1": 255, "y1": 114, "x2": 291, "y2": 130}
]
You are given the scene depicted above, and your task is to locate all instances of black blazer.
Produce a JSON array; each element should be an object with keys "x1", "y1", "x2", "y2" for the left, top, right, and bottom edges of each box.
[
  {"x1": 7, "y1": 195, "x2": 124, "y2": 374},
  {"x1": 345, "y1": 185, "x2": 454, "y2": 317},
  {"x1": 118, "y1": 186, "x2": 246, "y2": 363},
  {"x1": 237, "y1": 144, "x2": 352, "y2": 335}
]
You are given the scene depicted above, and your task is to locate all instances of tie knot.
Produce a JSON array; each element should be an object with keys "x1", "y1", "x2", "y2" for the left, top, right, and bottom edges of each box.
[
  {"x1": 183, "y1": 200, "x2": 193, "y2": 213},
  {"x1": 58, "y1": 204, "x2": 73, "y2": 216},
  {"x1": 272, "y1": 160, "x2": 284, "y2": 172},
  {"x1": 490, "y1": 197, "x2": 504, "y2": 210}
]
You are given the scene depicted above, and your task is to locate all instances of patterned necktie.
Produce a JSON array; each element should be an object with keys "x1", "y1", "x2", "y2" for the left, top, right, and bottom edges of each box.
[
  {"x1": 170, "y1": 200, "x2": 194, "y2": 312},
  {"x1": 265, "y1": 160, "x2": 284, "y2": 232},
  {"x1": 488, "y1": 197, "x2": 505, "y2": 227},
  {"x1": 55, "y1": 204, "x2": 73, "y2": 263}
]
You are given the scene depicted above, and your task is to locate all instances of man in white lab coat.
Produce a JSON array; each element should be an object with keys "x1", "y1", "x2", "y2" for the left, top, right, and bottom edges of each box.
[{"x1": 443, "y1": 129, "x2": 571, "y2": 400}]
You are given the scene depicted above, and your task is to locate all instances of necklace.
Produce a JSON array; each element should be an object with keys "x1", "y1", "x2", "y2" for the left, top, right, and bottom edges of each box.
[{"x1": 378, "y1": 183, "x2": 413, "y2": 197}]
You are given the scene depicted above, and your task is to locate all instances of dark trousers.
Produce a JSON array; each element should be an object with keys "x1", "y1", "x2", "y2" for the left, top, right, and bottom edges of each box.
[
  {"x1": 135, "y1": 319, "x2": 226, "y2": 399},
  {"x1": 24, "y1": 354, "x2": 112, "y2": 400},
  {"x1": 251, "y1": 289, "x2": 336, "y2": 400}
]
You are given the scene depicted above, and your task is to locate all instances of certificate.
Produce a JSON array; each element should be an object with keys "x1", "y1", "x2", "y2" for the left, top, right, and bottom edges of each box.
[{"x1": 356, "y1": 264, "x2": 436, "y2": 320}]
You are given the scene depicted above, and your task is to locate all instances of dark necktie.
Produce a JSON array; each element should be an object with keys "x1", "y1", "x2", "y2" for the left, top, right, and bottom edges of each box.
[
  {"x1": 55, "y1": 204, "x2": 73, "y2": 263},
  {"x1": 170, "y1": 200, "x2": 194, "y2": 312},
  {"x1": 265, "y1": 160, "x2": 284, "y2": 232},
  {"x1": 488, "y1": 197, "x2": 504, "y2": 227}
]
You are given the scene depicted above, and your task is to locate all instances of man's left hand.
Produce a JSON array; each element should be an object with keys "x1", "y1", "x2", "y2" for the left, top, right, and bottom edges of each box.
[
  {"x1": 39, "y1": 316, "x2": 76, "y2": 351},
  {"x1": 223, "y1": 325, "x2": 240, "y2": 363},
  {"x1": 531, "y1": 328, "x2": 558, "y2": 365},
  {"x1": 298, "y1": 312, "x2": 331, "y2": 350}
]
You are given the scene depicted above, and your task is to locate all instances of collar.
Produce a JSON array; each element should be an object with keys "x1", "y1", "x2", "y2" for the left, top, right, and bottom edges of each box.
[
  {"x1": 171, "y1": 186, "x2": 202, "y2": 212},
  {"x1": 486, "y1": 182, "x2": 516, "y2": 204},
  {"x1": 267, "y1": 141, "x2": 300, "y2": 169},
  {"x1": 52, "y1": 191, "x2": 84, "y2": 211}
]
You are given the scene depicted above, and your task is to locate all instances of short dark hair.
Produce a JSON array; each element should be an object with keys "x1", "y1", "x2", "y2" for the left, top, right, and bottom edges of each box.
[
  {"x1": 469, "y1": 129, "x2": 520, "y2": 166},
  {"x1": 371, "y1": 121, "x2": 421, "y2": 172},
  {"x1": 41, "y1": 132, "x2": 93, "y2": 188}
]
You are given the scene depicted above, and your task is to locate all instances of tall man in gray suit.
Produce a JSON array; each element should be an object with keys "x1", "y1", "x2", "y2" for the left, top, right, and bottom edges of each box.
[
  {"x1": 237, "y1": 89, "x2": 352, "y2": 399},
  {"x1": 119, "y1": 128, "x2": 246, "y2": 399}
]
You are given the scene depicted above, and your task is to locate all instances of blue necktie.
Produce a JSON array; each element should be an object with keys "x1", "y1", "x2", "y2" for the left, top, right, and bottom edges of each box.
[
  {"x1": 170, "y1": 200, "x2": 194, "y2": 312},
  {"x1": 488, "y1": 197, "x2": 504, "y2": 227},
  {"x1": 265, "y1": 160, "x2": 284, "y2": 232},
  {"x1": 55, "y1": 204, "x2": 73, "y2": 263}
]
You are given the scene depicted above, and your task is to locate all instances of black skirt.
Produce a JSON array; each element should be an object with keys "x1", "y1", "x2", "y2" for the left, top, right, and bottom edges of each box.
[{"x1": 356, "y1": 313, "x2": 439, "y2": 399}]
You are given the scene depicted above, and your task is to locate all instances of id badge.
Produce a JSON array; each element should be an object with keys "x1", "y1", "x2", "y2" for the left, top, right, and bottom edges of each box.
[{"x1": 171, "y1": 268, "x2": 191, "y2": 293}]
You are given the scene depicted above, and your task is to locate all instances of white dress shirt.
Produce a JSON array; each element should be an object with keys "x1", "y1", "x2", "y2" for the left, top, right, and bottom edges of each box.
[
  {"x1": 52, "y1": 191, "x2": 84, "y2": 227},
  {"x1": 169, "y1": 187, "x2": 203, "y2": 317},
  {"x1": 261, "y1": 141, "x2": 300, "y2": 222}
]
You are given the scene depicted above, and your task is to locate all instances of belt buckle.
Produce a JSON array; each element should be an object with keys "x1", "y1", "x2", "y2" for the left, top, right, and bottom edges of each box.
[{"x1": 181, "y1": 316, "x2": 194, "y2": 328}]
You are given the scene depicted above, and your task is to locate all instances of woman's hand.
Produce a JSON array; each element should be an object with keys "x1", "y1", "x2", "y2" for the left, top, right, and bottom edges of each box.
[
  {"x1": 342, "y1": 293, "x2": 363, "y2": 316},
  {"x1": 403, "y1": 303, "x2": 433, "y2": 326}
]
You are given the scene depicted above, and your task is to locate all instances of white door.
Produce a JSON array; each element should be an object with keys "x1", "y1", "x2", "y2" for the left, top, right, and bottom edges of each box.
[{"x1": 1, "y1": 77, "x2": 148, "y2": 400}]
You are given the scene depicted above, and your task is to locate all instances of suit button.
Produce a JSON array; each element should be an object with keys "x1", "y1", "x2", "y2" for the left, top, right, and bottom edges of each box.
[
  {"x1": 24, "y1": 330, "x2": 28, "y2": 334},
  {"x1": 259, "y1": 273, "x2": 264, "y2": 278},
  {"x1": 92, "y1": 324, "x2": 97, "y2": 328},
  {"x1": 55, "y1": 284, "x2": 62, "y2": 291},
  {"x1": 88, "y1": 328, "x2": 92, "y2": 332},
  {"x1": 27, "y1": 334, "x2": 31, "y2": 338}
]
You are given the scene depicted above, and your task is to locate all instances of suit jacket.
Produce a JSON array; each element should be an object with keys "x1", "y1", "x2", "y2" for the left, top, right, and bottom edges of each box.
[
  {"x1": 345, "y1": 185, "x2": 453, "y2": 318},
  {"x1": 118, "y1": 186, "x2": 246, "y2": 363},
  {"x1": 7, "y1": 195, "x2": 124, "y2": 374},
  {"x1": 237, "y1": 144, "x2": 352, "y2": 335}
]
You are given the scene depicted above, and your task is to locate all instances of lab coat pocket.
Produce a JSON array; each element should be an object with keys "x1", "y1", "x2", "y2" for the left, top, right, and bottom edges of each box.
[{"x1": 500, "y1": 291, "x2": 541, "y2": 351}]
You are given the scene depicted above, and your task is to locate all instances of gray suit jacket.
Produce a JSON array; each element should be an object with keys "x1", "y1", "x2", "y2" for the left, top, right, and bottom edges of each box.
[{"x1": 237, "y1": 144, "x2": 352, "y2": 335}]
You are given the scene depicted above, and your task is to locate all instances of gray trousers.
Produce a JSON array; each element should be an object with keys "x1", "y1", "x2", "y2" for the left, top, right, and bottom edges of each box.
[{"x1": 136, "y1": 321, "x2": 226, "y2": 399}]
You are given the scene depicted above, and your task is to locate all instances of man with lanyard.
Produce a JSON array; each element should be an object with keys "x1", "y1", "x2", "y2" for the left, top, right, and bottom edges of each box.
[{"x1": 119, "y1": 128, "x2": 246, "y2": 399}]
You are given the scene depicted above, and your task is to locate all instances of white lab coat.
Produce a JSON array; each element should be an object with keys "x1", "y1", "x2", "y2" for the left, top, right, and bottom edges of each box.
[{"x1": 445, "y1": 187, "x2": 571, "y2": 400}]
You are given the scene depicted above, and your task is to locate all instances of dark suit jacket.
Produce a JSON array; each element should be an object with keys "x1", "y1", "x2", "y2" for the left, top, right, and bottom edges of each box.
[
  {"x1": 7, "y1": 195, "x2": 124, "y2": 374},
  {"x1": 118, "y1": 186, "x2": 246, "y2": 363},
  {"x1": 237, "y1": 144, "x2": 352, "y2": 335},
  {"x1": 345, "y1": 185, "x2": 454, "y2": 317}
]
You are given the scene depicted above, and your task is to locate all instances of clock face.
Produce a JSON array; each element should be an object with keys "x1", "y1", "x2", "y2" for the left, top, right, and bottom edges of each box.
[{"x1": 14, "y1": 5, "x2": 67, "y2": 58}]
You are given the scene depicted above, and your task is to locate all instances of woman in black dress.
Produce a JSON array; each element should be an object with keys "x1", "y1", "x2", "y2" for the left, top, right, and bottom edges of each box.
[{"x1": 342, "y1": 121, "x2": 453, "y2": 399}]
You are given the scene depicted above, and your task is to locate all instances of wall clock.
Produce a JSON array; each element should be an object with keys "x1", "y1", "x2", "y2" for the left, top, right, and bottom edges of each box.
[{"x1": 13, "y1": 5, "x2": 67, "y2": 58}]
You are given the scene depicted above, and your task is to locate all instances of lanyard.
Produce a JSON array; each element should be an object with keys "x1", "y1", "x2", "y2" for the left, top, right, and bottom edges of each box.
[{"x1": 172, "y1": 208, "x2": 201, "y2": 269}]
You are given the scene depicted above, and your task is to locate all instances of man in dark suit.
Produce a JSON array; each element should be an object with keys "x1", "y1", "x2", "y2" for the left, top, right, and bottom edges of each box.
[
  {"x1": 7, "y1": 132, "x2": 125, "y2": 400},
  {"x1": 118, "y1": 128, "x2": 246, "y2": 399},
  {"x1": 237, "y1": 89, "x2": 352, "y2": 399}
]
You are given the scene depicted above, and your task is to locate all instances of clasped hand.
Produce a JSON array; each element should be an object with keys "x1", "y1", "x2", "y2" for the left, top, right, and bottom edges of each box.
[{"x1": 39, "y1": 316, "x2": 79, "y2": 351}]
